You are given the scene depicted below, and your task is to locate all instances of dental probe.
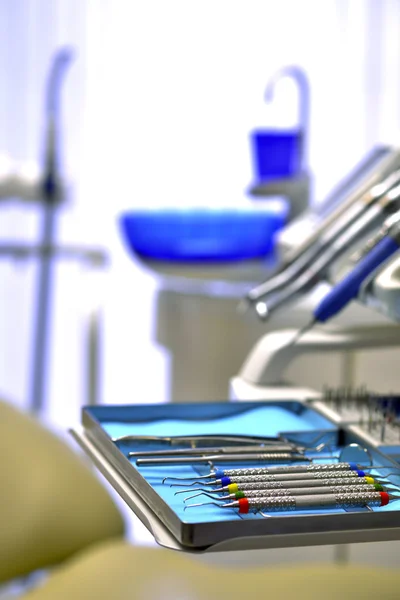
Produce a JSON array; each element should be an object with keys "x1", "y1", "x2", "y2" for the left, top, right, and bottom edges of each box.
[
  {"x1": 245, "y1": 170, "x2": 400, "y2": 305},
  {"x1": 183, "y1": 482, "x2": 388, "y2": 503},
  {"x1": 184, "y1": 492, "x2": 396, "y2": 513},
  {"x1": 173, "y1": 476, "x2": 385, "y2": 496},
  {"x1": 162, "y1": 462, "x2": 382, "y2": 483},
  {"x1": 169, "y1": 470, "x2": 373, "y2": 489},
  {"x1": 128, "y1": 443, "x2": 302, "y2": 458}
]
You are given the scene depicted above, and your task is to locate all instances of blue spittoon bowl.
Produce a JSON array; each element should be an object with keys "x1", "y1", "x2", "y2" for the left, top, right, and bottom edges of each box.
[{"x1": 119, "y1": 204, "x2": 288, "y2": 263}]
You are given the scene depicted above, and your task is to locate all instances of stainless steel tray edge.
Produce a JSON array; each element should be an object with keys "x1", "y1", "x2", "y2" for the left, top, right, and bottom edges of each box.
[
  {"x1": 70, "y1": 427, "x2": 184, "y2": 551},
  {"x1": 79, "y1": 412, "x2": 186, "y2": 543}
]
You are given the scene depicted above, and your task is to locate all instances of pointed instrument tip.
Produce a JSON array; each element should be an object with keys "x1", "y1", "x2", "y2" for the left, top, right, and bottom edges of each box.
[{"x1": 290, "y1": 319, "x2": 316, "y2": 346}]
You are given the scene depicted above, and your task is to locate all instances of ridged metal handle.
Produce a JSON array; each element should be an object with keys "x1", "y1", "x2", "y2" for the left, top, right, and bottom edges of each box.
[
  {"x1": 319, "y1": 477, "x2": 370, "y2": 486},
  {"x1": 243, "y1": 484, "x2": 376, "y2": 498},
  {"x1": 249, "y1": 496, "x2": 296, "y2": 510},
  {"x1": 248, "y1": 492, "x2": 381, "y2": 511},
  {"x1": 313, "y1": 470, "x2": 358, "y2": 479},
  {"x1": 231, "y1": 471, "x2": 359, "y2": 484},
  {"x1": 243, "y1": 453, "x2": 305, "y2": 461},
  {"x1": 225, "y1": 464, "x2": 350, "y2": 478},
  {"x1": 238, "y1": 476, "x2": 371, "y2": 491},
  {"x1": 333, "y1": 492, "x2": 381, "y2": 507},
  {"x1": 240, "y1": 480, "x2": 285, "y2": 490},
  {"x1": 244, "y1": 488, "x2": 290, "y2": 497},
  {"x1": 302, "y1": 464, "x2": 351, "y2": 472}
]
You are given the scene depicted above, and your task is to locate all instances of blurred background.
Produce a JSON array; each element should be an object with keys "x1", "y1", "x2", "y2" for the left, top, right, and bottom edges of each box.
[{"x1": 1, "y1": 0, "x2": 400, "y2": 427}]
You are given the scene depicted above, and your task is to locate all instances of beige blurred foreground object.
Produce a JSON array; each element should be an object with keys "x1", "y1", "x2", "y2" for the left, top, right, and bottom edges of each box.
[
  {"x1": 0, "y1": 400, "x2": 124, "y2": 584},
  {"x1": 24, "y1": 540, "x2": 400, "y2": 600}
]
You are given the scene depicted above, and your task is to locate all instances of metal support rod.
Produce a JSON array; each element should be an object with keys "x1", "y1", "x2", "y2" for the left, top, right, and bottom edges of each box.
[
  {"x1": 87, "y1": 306, "x2": 101, "y2": 406},
  {"x1": 0, "y1": 242, "x2": 107, "y2": 263},
  {"x1": 28, "y1": 48, "x2": 73, "y2": 413},
  {"x1": 29, "y1": 202, "x2": 57, "y2": 412}
]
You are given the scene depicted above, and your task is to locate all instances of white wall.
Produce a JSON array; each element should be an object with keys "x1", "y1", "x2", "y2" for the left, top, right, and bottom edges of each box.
[{"x1": 1, "y1": 0, "x2": 400, "y2": 426}]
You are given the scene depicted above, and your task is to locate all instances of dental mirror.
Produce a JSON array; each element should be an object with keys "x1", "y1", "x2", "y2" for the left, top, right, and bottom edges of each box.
[{"x1": 339, "y1": 442, "x2": 373, "y2": 466}]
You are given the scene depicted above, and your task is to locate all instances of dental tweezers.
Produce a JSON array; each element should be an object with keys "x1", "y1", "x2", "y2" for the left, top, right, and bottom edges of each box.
[
  {"x1": 127, "y1": 443, "x2": 301, "y2": 458},
  {"x1": 135, "y1": 452, "x2": 309, "y2": 466},
  {"x1": 112, "y1": 433, "x2": 287, "y2": 446}
]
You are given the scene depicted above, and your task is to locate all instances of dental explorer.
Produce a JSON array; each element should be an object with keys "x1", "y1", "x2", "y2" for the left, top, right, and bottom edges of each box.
[
  {"x1": 173, "y1": 476, "x2": 387, "y2": 496},
  {"x1": 168, "y1": 470, "x2": 376, "y2": 489},
  {"x1": 183, "y1": 481, "x2": 389, "y2": 503},
  {"x1": 185, "y1": 492, "x2": 395, "y2": 513},
  {"x1": 162, "y1": 462, "x2": 382, "y2": 482}
]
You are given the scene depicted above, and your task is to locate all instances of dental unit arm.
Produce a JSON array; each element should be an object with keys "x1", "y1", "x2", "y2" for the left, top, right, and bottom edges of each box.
[
  {"x1": 254, "y1": 183, "x2": 400, "y2": 320},
  {"x1": 234, "y1": 155, "x2": 400, "y2": 401},
  {"x1": 245, "y1": 169, "x2": 400, "y2": 307}
]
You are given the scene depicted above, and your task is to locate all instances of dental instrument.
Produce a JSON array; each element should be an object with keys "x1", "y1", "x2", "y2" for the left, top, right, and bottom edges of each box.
[
  {"x1": 245, "y1": 170, "x2": 400, "y2": 306},
  {"x1": 183, "y1": 482, "x2": 388, "y2": 503},
  {"x1": 173, "y1": 476, "x2": 385, "y2": 496},
  {"x1": 280, "y1": 148, "x2": 400, "y2": 265},
  {"x1": 168, "y1": 470, "x2": 372, "y2": 489},
  {"x1": 254, "y1": 183, "x2": 400, "y2": 320},
  {"x1": 128, "y1": 443, "x2": 303, "y2": 458},
  {"x1": 113, "y1": 433, "x2": 289, "y2": 446},
  {"x1": 163, "y1": 462, "x2": 382, "y2": 483},
  {"x1": 184, "y1": 492, "x2": 396, "y2": 513},
  {"x1": 291, "y1": 215, "x2": 400, "y2": 343}
]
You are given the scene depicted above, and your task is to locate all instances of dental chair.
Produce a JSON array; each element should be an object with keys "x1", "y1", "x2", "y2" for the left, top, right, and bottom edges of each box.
[{"x1": 0, "y1": 399, "x2": 124, "y2": 590}]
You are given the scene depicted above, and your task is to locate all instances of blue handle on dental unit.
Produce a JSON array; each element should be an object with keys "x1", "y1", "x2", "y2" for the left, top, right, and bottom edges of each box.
[{"x1": 314, "y1": 235, "x2": 400, "y2": 323}]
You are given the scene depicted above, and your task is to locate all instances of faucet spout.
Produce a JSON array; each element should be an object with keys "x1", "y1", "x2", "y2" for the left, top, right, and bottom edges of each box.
[{"x1": 265, "y1": 65, "x2": 310, "y2": 171}]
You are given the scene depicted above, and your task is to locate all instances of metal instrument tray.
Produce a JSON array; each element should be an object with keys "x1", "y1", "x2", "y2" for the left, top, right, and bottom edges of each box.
[{"x1": 73, "y1": 400, "x2": 400, "y2": 552}]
